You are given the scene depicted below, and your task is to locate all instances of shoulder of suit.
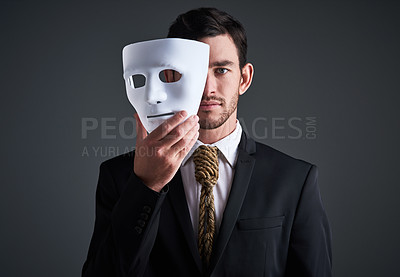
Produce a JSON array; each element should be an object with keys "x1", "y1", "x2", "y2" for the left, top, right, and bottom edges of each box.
[
  {"x1": 99, "y1": 150, "x2": 135, "y2": 172},
  {"x1": 252, "y1": 140, "x2": 314, "y2": 169}
]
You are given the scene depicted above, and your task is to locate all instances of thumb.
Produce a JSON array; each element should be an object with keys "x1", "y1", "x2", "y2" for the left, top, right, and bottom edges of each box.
[{"x1": 134, "y1": 113, "x2": 147, "y2": 142}]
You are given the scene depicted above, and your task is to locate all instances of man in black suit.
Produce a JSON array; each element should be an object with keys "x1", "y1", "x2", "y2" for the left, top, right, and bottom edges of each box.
[{"x1": 82, "y1": 7, "x2": 332, "y2": 277}]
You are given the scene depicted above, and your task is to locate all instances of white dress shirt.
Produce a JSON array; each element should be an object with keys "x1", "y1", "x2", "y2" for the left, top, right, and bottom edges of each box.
[{"x1": 180, "y1": 121, "x2": 243, "y2": 239}]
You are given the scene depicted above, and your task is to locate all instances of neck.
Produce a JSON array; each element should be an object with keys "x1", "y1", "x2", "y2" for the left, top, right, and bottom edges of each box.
[{"x1": 198, "y1": 114, "x2": 237, "y2": 144}]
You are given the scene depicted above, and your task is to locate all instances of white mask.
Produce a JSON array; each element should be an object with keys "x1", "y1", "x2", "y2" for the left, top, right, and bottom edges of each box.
[{"x1": 122, "y1": 38, "x2": 210, "y2": 133}]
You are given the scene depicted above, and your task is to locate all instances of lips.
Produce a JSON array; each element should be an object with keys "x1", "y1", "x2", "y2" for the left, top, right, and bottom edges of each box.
[
  {"x1": 199, "y1": 101, "x2": 221, "y2": 110},
  {"x1": 201, "y1": 100, "x2": 220, "y2": 106}
]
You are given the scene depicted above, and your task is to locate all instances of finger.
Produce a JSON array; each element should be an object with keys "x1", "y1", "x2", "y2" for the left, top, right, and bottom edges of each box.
[
  {"x1": 148, "y1": 110, "x2": 188, "y2": 141},
  {"x1": 134, "y1": 113, "x2": 147, "y2": 142},
  {"x1": 171, "y1": 121, "x2": 200, "y2": 156},
  {"x1": 175, "y1": 125, "x2": 200, "y2": 159},
  {"x1": 162, "y1": 114, "x2": 199, "y2": 147}
]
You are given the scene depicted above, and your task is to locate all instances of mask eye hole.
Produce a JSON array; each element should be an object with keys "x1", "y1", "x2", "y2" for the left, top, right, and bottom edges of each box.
[
  {"x1": 128, "y1": 74, "x2": 146, "y2": 88},
  {"x1": 159, "y1": 69, "x2": 182, "y2": 83}
]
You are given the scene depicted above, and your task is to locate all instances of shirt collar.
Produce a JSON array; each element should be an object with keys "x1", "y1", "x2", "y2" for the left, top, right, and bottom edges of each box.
[{"x1": 182, "y1": 121, "x2": 243, "y2": 168}]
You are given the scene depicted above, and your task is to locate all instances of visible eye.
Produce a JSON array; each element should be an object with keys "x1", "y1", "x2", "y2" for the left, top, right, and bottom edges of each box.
[
  {"x1": 159, "y1": 69, "x2": 182, "y2": 83},
  {"x1": 215, "y1": 68, "x2": 229, "y2": 74},
  {"x1": 128, "y1": 74, "x2": 146, "y2": 89}
]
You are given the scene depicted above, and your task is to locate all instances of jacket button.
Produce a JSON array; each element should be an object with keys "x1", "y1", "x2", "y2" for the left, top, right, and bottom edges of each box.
[
  {"x1": 140, "y1": 213, "x2": 149, "y2": 220},
  {"x1": 143, "y1": 206, "x2": 152, "y2": 213},
  {"x1": 137, "y1": 219, "x2": 146, "y2": 228},
  {"x1": 134, "y1": 226, "x2": 142, "y2": 234}
]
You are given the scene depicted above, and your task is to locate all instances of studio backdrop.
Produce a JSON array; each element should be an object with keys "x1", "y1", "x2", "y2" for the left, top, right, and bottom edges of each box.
[{"x1": 1, "y1": 0, "x2": 399, "y2": 276}]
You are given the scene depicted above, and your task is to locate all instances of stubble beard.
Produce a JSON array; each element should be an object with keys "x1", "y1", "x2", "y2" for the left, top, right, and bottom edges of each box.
[{"x1": 198, "y1": 93, "x2": 239, "y2": 130}]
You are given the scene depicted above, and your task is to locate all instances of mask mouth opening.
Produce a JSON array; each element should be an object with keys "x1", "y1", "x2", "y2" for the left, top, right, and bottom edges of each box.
[{"x1": 147, "y1": 112, "x2": 175, "y2": 119}]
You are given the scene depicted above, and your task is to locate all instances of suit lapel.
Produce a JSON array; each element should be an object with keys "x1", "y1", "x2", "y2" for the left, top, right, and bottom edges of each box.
[
  {"x1": 167, "y1": 171, "x2": 203, "y2": 272},
  {"x1": 208, "y1": 133, "x2": 256, "y2": 274}
]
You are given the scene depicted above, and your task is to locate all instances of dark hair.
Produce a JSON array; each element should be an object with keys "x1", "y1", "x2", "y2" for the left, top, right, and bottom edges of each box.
[{"x1": 167, "y1": 7, "x2": 247, "y2": 69}]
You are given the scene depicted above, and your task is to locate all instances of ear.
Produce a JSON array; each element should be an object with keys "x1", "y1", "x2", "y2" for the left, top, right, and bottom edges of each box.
[
  {"x1": 239, "y1": 63, "x2": 254, "y2": 95},
  {"x1": 164, "y1": 69, "x2": 182, "y2": 83},
  {"x1": 164, "y1": 69, "x2": 174, "y2": 83}
]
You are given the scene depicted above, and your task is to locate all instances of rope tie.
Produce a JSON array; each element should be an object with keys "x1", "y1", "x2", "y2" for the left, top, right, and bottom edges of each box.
[{"x1": 193, "y1": 145, "x2": 219, "y2": 269}]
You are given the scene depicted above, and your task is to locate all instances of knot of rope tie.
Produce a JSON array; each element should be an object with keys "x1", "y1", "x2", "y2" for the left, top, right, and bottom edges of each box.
[
  {"x1": 192, "y1": 145, "x2": 219, "y2": 268},
  {"x1": 193, "y1": 145, "x2": 219, "y2": 189}
]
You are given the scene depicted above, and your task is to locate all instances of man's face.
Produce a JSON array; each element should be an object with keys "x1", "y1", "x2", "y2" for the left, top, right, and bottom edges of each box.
[{"x1": 197, "y1": 34, "x2": 244, "y2": 130}]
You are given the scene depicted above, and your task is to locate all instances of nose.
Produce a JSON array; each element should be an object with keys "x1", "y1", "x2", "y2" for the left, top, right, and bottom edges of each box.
[
  {"x1": 203, "y1": 71, "x2": 216, "y2": 98},
  {"x1": 145, "y1": 75, "x2": 167, "y2": 105}
]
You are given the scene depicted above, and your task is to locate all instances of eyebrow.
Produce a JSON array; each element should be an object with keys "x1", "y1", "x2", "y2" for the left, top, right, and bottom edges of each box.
[{"x1": 210, "y1": 60, "x2": 235, "y2": 68}]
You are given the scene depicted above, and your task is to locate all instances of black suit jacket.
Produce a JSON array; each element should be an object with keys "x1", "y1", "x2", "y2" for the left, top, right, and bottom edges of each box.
[{"x1": 82, "y1": 132, "x2": 332, "y2": 277}]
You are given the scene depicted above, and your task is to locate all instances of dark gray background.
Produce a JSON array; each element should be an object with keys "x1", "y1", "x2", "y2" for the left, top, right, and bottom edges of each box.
[{"x1": 1, "y1": 0, "x2": 399, "y2": 276}]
